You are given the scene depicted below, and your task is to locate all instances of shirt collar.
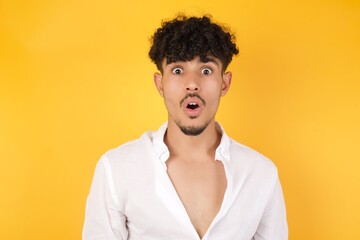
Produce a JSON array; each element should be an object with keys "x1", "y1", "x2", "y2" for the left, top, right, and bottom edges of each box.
[
  {"x1": 152, "y1": 122, "x2": 170, "y2": 164},
  {"x1": 151, "y1": 122, "x2": 231, "y2": 164}
]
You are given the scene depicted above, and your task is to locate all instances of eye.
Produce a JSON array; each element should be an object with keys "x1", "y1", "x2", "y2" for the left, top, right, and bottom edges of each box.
[
  {"x1": 172, "y1": 67, "x2": 183, "y2": 75},
  {"x1": 201, "y1": 68, "x2": 212, "y2": 75}
]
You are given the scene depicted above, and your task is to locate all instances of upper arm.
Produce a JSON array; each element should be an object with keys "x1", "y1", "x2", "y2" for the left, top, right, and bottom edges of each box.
[
  {"x1": 82, "y1": 156, "x2": 128, "y2": 240},
  {"x1": 254, "y1": 175, "x2": 288, "y2": 240}
]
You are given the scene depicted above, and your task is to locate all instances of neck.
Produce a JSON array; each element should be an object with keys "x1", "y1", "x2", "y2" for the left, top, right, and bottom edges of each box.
[{"x1": 164, "y1": 119, "x2": 222, "y2": 161}]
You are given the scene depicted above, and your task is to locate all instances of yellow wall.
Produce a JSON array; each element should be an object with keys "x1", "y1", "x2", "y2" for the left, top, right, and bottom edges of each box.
[{"x1": 1, "y1": 0, "x2": 359, "y2": 239}]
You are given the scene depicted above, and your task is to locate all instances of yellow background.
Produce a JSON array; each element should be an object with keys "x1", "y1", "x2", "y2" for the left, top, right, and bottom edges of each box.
[{"x1": 1, "y1": 0, "x2": 359, "y2": 239}]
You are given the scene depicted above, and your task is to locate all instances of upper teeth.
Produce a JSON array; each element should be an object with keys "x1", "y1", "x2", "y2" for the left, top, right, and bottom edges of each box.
[{"x1": 189, "y1": 103, "x2": 197, "y2": 105}]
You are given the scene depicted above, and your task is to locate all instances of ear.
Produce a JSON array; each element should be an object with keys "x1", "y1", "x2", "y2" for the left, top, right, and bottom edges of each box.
[
  {"x1": 221, "y1": 71, "x2": 232, "y2": 96},
  {"x1": 154, "y1": 73, "x2": 164, "y2": 97}
]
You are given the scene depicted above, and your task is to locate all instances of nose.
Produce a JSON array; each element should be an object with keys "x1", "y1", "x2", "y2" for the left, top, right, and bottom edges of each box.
[{"x1": 185, "y1": 73, "x2": 200, "y2": 92}]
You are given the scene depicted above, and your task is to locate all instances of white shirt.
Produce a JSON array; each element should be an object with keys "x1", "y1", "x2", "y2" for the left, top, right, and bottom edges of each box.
[{"x1": 83, "y1": 123, "x2": 288, "y2": 240}]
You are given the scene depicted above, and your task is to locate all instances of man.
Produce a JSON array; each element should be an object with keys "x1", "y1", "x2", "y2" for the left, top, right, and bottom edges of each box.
[{"x1": 83, "y1": 15, "x2": 288, "y2": 240}]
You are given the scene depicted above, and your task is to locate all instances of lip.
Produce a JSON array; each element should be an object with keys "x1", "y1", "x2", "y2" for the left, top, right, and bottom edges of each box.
[{"x1": 181, "y1": 97, "x2": 204, "y2": 118}]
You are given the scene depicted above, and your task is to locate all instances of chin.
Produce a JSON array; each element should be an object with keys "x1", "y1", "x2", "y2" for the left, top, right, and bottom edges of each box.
[{"x1": 175, "y1": 118, "x2": 212, "y2": 136}]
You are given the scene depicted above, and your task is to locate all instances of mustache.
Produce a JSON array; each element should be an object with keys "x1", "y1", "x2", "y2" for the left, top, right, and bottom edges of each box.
[{"x1": 180, "y1": 93, "x2": 206, "y2": 107}]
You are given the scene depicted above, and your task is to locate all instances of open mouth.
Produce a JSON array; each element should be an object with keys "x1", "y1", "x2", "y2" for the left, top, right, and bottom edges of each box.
[{"x1": 187, "y1": 103, "x2": 199, "y2": 110}]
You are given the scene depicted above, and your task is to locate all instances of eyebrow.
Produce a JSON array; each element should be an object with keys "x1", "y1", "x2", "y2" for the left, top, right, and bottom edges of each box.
[{"x1": 200, "y1": 57, "x2": 219, "y2": 66}]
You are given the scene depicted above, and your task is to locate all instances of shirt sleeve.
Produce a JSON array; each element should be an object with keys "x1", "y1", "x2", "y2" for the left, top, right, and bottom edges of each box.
[
  {"x1": 82, "y1": 156, "x2": 128, "y2": 240},
  {"x1": 254, "y1": 174, "x2": 288, "y2": 240}
]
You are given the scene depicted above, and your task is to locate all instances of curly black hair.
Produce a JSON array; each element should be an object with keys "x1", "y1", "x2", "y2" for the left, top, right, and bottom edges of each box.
[{"x1": 149, "y1": 15, "x2": 239, "y2": 72}]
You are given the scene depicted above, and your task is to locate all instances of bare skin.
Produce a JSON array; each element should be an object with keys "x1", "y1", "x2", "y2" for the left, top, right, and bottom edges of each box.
[{"x1": 164, "y1": 121, "x2": 227, "y2": 238}]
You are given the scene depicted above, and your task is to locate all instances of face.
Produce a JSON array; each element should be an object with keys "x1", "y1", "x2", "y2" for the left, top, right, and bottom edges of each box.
[{"x1": 154, "y1": 56, "x2": 232, "y2": 136}]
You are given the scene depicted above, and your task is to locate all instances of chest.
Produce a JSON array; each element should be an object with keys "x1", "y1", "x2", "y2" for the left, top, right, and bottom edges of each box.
[
  {"x1": 166, "y1": 158, "x2": 227, "y2": 238},
  {"x1": 119, "y1": 154, "x2": 268, "y2": 240}
]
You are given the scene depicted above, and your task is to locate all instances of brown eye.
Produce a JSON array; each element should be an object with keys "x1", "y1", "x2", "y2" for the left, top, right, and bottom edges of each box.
[
  {"x1": 172, "y1": 68, "x2": 183, "y2": 75},
  {"x1": 201, "y1": 68, "x2": 212, "y2": 75}
]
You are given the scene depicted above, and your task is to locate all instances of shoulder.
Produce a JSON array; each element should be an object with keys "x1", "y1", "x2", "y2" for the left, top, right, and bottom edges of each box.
[
  {"x1": 100, "y1": 130, "x2": 156, "y2": 168},
  {"x1": 228, "y1": 138, "x2": 278, "y2": 177}
]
